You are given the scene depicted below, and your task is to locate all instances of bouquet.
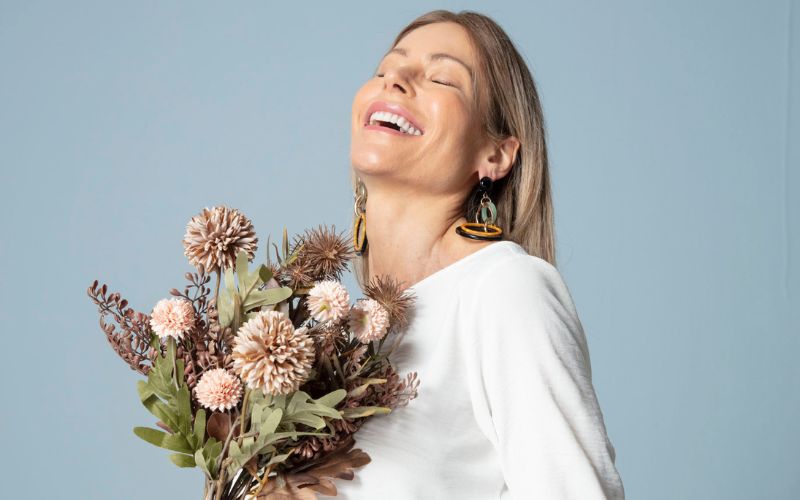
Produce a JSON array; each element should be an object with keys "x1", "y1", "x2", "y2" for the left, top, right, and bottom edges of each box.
[{"x1": 87, "y1": 205, "x2": 420, "y2": 499}]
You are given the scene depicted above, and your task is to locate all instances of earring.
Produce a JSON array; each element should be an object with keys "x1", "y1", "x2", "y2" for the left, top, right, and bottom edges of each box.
[
  {"x1": 353, "y1": 178, "x2": 368, "y2": 255},
  {"x1": 455, "y1": 176, "x2": 504, "y2": 241}
]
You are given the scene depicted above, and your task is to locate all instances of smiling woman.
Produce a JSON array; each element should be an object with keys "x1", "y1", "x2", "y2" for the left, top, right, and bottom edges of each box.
[{"x1": 341, "y1": 9, "x2": 625, "y2": 500}]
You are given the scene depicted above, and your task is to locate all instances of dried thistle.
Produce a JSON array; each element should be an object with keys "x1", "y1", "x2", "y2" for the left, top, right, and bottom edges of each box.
[
  {"x1": 296, "y1": 224, "x2": 354, "y2": 281},
  {"x1": 278, "y1": 256, "x2": 316, "y2": 290},
  {"x1": 363, "y1": 274, "x2": 416, "y2": 334}
]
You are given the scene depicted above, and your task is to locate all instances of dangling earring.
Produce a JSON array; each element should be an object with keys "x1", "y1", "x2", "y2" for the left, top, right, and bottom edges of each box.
[
  {"x1": 353, "y1": 178, "x2": 368, "y2": 255},
  {"x1": 455, "y1": 176, "x2": 504, "y2": 241}
]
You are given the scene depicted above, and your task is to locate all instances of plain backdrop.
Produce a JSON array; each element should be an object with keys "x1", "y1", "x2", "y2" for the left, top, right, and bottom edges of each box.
[{"x1": 1, "y1": 1, "x2": 797, "y2": 499}]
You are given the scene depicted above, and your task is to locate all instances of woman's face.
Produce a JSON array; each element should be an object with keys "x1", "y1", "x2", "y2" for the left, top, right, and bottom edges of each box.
[{"x1": 351, "y1": 22, "x2": 486, "y2": 194}]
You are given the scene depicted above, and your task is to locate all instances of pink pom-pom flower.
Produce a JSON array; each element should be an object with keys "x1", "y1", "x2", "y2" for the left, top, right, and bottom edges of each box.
[
  {"x1": 193, "y1": 368, "x2": 243, "y2": 412},
  {"x1": 149, "y1": 298, "x2": 195, "y2": 340},
  {"x1": 349, "y1": 298, "x2": 390, "y2": 343},
  {"x1": 307, "y1": 280, "x2": 351, "y2": 323}
]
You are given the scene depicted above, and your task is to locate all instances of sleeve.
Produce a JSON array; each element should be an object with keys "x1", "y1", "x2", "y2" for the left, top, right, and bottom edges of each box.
[{"x1": 464, "y1": 253, "x2": 625, "y2": 499}]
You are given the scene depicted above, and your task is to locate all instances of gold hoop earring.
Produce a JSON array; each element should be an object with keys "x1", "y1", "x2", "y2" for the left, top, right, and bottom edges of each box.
[
  {"x1": 455, "y1": 176, "x2": 504, "y2": 241},
  {"x1": 353, "y1": 178, "x2": 368, "y2": 255}
]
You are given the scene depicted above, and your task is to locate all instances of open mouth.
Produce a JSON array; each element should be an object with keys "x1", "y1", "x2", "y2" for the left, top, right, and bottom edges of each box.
[
  {"x1": 364, "y1": 111, "x2": 424, "y2": 136},
  {"x1": 374, "y1": 120, "x2": 403, "y2": 132}
]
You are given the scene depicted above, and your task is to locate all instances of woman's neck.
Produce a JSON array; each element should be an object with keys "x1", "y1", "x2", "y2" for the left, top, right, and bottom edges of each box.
[{"x1": 362, "y1": 183, "x2": 484, "y2": 289}]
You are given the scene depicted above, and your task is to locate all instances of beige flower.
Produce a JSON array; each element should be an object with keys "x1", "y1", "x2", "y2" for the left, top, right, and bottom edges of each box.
[
  {"x1": 348, "y1": 298, "x2": 390, "y2": 343},
  {"x1": 231, "y1": 310, "x2": 315, "y2": 395},
  {"x1": 150, "y1": 298, "x2": 195, "y2": 340},
  {"x1": 182, "y1": 205, "x2": 258, "y2": 273},
  {"x1": 193, "y1": 368, "x2": 243, "y2": 412},
  {"x1": 307, "y1": 280, "x2": 350, "y2": 323}
]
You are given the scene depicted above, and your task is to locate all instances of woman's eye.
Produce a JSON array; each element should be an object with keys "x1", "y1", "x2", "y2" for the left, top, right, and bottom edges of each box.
[{"x1": 430, "y1": 77, "x2": 456, "y2": 87}]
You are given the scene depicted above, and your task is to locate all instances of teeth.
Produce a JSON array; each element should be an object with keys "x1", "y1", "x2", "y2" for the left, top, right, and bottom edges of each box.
[{"x1": 368, "y1": 111, "x2": 422, "y2": 135}]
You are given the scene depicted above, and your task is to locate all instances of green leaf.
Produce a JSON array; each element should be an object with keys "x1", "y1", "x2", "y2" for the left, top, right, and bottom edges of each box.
[
  {"x1": 262, "y1": 430, "x2": 332, "y2": 446},
  {"x1": 282, "y1": 226, "x2": 289, "y2": 260},
  {"x1": 137, "y1": 382, "x2": 179, "y2": 431},
  {"x1": 235, "y1": 249, "x2": 250, "y2": 283},
  {"x1": 259, "y1": 407, "x2": 283, "y2": 436},
  {"x1": 195, "y1": 449, "x2": 210, "y2": 477},
  {"x1": 232, "y1": 291, "x2": 242, "y2": 333},
  {"x1": 258, "y1": 264, "x2": 273, "y2": 284},
  {"x1": 236, "y1": 251, "x2": 263, "y2": 301},
  {"x1": 193, "y1": 409, "x2": 206, "y2": 444},
  {"x1": 265, "y1": 451, "x2": 293, "y2": 467},
  {"x1": 313, "y1": 388, "x2": 347, "y2": 409},
  {"x1": 169, "y1": 453, "x2": 196, "y2": 468},
  {"x1": 340, "y1": 406, "x2": 392, "y2": 419},
  {"x1": 133, "y1": 426, "x2": 169, "y2": 448},
  {"x1": 285, "y1": 412, "x2": 326, "y2": 429},
  {"x1": 347, "y1": 378, "x2": 387, "y2": 399},
  {"x1": 241, "y1": 287, "x2": 293, "y2": 311},
  {"x1": 217, "y1": 287, "x2": 234, "y2": 328},
  {"x1": 224, "y1": 266, "x2": 236, "y2": 293}
]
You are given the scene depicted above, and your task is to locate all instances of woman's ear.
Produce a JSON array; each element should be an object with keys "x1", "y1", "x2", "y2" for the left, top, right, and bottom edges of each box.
[{"x1": 477, "y1": 135, "x2": 521, "y2": 181}]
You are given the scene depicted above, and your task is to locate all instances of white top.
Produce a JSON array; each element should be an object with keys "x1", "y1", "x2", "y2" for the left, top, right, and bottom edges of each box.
[{"x1": 337, "y1": 240, "x2": 625, "y2": 499}]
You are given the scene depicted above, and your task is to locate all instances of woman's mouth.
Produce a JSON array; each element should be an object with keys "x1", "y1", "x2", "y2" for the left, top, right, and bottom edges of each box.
[
  {"x1": 363, "y1": 101, "x2": 424, "y2": 137},
  {"x1": 365, "y1": 111, "x2": 423, "y2": 136}
]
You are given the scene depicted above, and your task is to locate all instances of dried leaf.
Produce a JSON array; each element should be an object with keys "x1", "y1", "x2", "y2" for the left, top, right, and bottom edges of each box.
[{"x1": 257, "y1": 437, "x2": 371, "y2": 499}]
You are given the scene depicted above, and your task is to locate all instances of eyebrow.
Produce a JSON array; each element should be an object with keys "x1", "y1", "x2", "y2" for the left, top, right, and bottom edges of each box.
[{"x1": 383, "y1": 46, "x2": 474, "y2": 82}]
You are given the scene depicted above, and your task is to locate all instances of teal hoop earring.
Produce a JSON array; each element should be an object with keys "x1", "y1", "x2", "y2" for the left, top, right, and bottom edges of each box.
[{"x1": 455, "y1": 176, "x2": 503, "y2": 241}]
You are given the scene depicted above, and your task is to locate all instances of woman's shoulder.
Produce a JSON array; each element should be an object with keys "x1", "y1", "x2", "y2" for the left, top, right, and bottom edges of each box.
[
  {"x1": 468, "y1": 240, "x2": 574, "y2": 305},
  {"x1": 461, "y1": 240, "x2": 585, "y2": 348}
]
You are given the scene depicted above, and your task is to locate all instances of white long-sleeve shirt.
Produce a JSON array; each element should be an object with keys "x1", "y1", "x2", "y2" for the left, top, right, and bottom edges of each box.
[{"x1": 337, "y1": 240, "x2": 625, "y2": 499}]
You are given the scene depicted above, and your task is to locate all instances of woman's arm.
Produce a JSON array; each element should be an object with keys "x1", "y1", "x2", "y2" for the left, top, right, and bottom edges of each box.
[{"x1": 464, "y1": 253, "x2": 625, "y2": 499}]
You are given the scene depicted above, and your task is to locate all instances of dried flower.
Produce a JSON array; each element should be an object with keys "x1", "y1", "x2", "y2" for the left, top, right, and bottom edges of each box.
[
  {"x1": 183, "y1": 206, "x2": 258, "y2": 273},
  {"x1": 363, "y1": 274, "x2": 416, "y2": 333},
  {"x1": 232, "y1": 310, "x2": 315, "y2": 395},
  {"x1": 307, "y1": 280, "x2": 350, "y2": 323},
  {"x1": 280, "y1": 257, "x2": 316, "y2": 290},
  {"x1": 299, "y1": 225, "x2": 354, "y2": 280},
  {"x1": 349, "y1": 299, "x2": 390, "y2": 343},
  {"x1": 193, "y1": 368, "x2": 243, "y2": 411},
  {"x1": 149, "y1": 298, "x2": 195, "y2": 340}
]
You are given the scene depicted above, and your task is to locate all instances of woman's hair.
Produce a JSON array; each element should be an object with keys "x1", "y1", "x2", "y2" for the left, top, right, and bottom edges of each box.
[{"x1": 351, "y1": 9, "x2": 555, "y2": 289}]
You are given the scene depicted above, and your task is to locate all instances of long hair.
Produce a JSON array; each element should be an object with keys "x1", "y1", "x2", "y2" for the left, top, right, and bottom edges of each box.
[{"x1": 351, "y1": 9, "x2": 556, "y2": 289}]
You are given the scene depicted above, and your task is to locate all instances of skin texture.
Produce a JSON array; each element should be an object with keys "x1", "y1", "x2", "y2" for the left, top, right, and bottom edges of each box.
[{"x1": 350, "y1": 21, "x2": 520, "y2": 289}]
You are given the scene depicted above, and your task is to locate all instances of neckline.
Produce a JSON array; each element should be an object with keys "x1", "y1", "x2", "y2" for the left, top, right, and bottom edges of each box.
[{"x1": 406, "y1": 240, "x2": 516, "y2": 293}]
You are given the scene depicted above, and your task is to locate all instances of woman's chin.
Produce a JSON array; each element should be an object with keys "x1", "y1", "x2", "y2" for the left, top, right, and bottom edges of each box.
[{"x1": 351, "y1": 148, "x2": 414, "y2": 174}]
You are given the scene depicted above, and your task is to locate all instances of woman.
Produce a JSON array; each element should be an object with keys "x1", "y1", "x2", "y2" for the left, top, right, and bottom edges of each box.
[{"x1": 340, "y1": 9, "x2": 625, "y2": 500}]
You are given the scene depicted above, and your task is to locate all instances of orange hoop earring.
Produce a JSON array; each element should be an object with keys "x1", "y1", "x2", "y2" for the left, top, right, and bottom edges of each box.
[
  {"x1": 353, "y1": 179, "x2": 368, "y2": 255},
  {"x1": 455, "y1": 176, "x2": 503, "y2": 241}
]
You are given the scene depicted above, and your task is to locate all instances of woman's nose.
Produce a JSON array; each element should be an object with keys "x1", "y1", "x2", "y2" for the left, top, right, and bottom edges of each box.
[{"x1": 383, "y1": 67, "x2": 415, "y2": 96}]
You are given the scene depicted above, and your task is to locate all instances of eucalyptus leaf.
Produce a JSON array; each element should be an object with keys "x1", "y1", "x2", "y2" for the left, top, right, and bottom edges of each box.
[
  {"x1": 313, "y1": 388, "x2": 347, "y2": 409},
  {"x1": 242, "y1": 287, "x2": 293, "y2": 311},
  {"x1": 218, "y1": 287, "x2": 234, "y2": 327},
  {"x1": 169, "y1": 453, "x2": 196, "y2": 468},
  {"x1": 193, "y1": 409, "x2": 206, "y2": 444},
  {"x1": 224, "y1": 267, "x2": 236, "y2": 293},
  {"x1": 258, "y1": 264, "x2": 273, "y2": 284}
]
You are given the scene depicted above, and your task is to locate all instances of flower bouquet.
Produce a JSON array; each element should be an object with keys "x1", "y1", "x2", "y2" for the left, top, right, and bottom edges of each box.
[{"x1": 87, "y1": 206, "x2": 419, "y2": 499}]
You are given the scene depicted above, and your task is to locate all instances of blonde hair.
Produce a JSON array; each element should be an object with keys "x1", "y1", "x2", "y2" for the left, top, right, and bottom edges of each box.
[{"x1": 351, "y1": 9, "x2": 556, "y2": 289}]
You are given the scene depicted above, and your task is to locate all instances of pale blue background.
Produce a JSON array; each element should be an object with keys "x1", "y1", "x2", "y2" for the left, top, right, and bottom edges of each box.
[{"x1": 1, "y1": 1, "x2": 797, "y2": 498}]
